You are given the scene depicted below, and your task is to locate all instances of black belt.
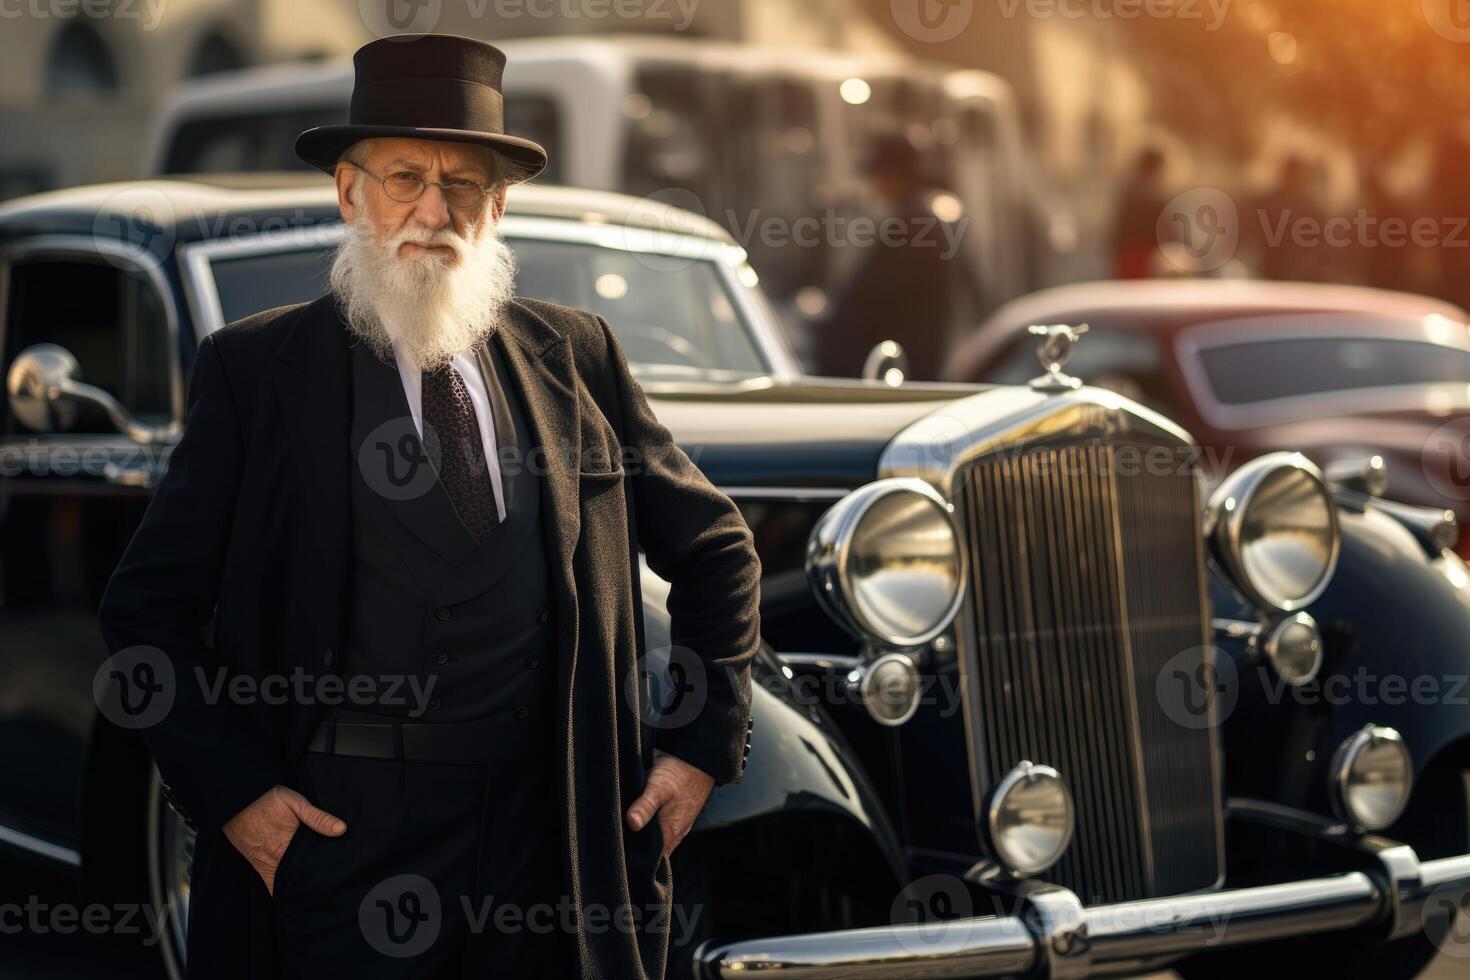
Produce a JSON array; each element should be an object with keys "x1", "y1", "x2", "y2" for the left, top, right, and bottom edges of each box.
[{"x1": 306, "y1": 708, "x2": 540, "y2": 764}]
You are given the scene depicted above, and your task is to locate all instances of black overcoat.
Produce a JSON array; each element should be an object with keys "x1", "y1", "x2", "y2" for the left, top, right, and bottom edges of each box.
[{"x1": 97, "y1": 292, "x2": 762, "y2": 979}]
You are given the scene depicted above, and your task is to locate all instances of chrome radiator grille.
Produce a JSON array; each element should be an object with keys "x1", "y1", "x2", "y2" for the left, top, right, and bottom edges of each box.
[{"x1": 957, "y1": 440, "x2": 1223, "y2": 905}]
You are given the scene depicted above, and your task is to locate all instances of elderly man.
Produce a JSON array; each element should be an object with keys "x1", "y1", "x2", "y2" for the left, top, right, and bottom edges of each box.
[{"x1": 98, "y1": 33, "x2": 761, "y2": 979}]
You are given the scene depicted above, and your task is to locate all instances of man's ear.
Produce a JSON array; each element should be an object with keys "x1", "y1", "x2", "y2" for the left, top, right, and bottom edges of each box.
[
  {"x1": 335, "y1": 161, "x2": 358, "y2": 223},
  {"x1": 489, "y1": 182, "x2": 508, "y2": 224}
]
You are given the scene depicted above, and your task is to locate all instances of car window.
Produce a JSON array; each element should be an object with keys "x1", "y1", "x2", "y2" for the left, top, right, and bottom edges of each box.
[
  {"x1": 163, "y1": 107, "x2": 347, "y2": 173},
  {"x1": 1198, "y1": 337, "x2": 1470, "y2": 405},
  {"x1": 206, "y1": 236, "x2": 769, "y2": 378},
  {"x1": 3, "y1": 257, "x2": 172, "y2": 434},
  {"x1": 209, "y1": 245, "x2": 335, "y2": 323}
]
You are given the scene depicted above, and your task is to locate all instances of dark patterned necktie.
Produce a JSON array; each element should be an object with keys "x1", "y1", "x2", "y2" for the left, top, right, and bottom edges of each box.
[{"x1": 421, "y1": 363, "x2": 500, "y2": 542}]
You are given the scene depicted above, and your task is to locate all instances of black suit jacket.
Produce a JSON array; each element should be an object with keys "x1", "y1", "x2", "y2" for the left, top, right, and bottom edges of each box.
[{"x1": 97, "y1": 293, "x2": 762, "y2": 979}]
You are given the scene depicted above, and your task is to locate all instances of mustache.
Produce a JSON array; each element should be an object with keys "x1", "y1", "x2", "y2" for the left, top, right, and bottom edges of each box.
[{"x1": 386, "y1": 223, "x2": 471, "y2": 256}]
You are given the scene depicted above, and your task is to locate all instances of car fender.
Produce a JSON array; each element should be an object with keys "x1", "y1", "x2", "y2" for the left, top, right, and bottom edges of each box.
[
  {"x1": 638, "y1": 573, "x2": 907, "y2": 882},
  {"x1": 1217, "y1": 503, "x2": 1470, "y2": 814}
]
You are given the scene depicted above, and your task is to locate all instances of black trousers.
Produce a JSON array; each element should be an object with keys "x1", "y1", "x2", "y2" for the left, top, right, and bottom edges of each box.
[{"x1": 271, "y1": 741, "x2": 578, "y2": 978}]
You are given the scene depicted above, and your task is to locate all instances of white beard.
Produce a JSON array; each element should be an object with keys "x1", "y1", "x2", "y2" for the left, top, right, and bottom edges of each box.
[{"x1": 329, "y1": 215, "x2": 518, "y2": 373}]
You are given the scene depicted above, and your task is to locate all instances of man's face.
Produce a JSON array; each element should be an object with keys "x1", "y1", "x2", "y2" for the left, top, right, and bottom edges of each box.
[
  {"x1": 335, "y1": 136, "x2": 510, "y2": 263},
  {"x1": 327, "y1": 136, "x2": 520, "y2": 372}
]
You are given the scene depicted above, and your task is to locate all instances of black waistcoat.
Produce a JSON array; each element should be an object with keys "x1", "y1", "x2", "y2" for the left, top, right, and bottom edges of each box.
[{"x1": 342, "y1": 334, "x2": 555, "y2": 735}]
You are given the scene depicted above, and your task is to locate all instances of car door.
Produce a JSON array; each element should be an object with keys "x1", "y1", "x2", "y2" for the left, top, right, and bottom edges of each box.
[{"x1": 0, "y1": 238, "x2": 180, "y2": 858}]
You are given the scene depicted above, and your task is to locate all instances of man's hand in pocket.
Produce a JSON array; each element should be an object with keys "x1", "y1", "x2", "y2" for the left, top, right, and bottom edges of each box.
[
  {"x1": 624, "y1": 749, "x2": 714, "y2": 859},
  {"x1": 223, "y1": 785, "x2": 346, "y2": 895}
]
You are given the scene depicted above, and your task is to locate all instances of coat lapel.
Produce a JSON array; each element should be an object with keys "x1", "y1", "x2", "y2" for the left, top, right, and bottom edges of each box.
[
  {"x1": 348, "y1": 338, "x2": 479, "y2": 568},
  {"x1": 269, "y1": 295, "x2": 352, "y2": 654},
  {"x1": 494, "y1": 301, "x2": 581, "y2": 607}
]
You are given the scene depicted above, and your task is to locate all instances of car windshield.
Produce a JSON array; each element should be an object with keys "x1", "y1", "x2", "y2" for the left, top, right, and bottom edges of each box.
[
  {"x1": 1196, "y1": 326, "x2": 1470, "y2": 405},
  {"x1": 205, "y1": 234, "x2": 771, "y2": 380}
]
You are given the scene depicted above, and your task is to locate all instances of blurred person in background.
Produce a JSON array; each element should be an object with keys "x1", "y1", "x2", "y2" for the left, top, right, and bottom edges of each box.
[
  {"x1": 1252, "y1": 153, "x2": 1328, "y2": 282},
  {"x1": 814, "y1": 131, "x2": 985, "y2": 381},
  {"x1": 1111, "y1": 146, "x2": 1170, "y2": 280}
]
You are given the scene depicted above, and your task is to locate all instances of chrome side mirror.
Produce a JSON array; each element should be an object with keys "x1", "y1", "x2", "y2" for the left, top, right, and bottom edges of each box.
[
  {"x1": 861, "y1": 340, "x2": 909, "y2": 386},
  {"x1": 7, "y1": 343, "x2": 176, "y2": 444}
]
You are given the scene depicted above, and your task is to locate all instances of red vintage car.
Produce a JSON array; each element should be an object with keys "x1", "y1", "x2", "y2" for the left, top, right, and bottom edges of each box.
[{"x1": 942, "y1": 279, "x2": 1470, "y2": 554}]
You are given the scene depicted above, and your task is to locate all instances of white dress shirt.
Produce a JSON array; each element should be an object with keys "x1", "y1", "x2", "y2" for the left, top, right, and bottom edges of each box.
[{"x1": 392, "y1": 344, "x2": 507, "y2": 525}]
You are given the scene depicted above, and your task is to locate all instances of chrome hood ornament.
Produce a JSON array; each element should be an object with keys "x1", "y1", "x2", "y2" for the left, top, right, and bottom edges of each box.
[{"x1": 1028, "y1": 323, "x2": 1089, "y2": 392}]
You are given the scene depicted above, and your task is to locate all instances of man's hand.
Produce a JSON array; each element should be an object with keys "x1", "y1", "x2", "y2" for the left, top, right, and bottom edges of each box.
[
  {"x1": 222, "y1": 785, "x2": 346, "y2": 896},
  {"x1": 624, "y1": 749, "x2": 715, "y2": 859}
]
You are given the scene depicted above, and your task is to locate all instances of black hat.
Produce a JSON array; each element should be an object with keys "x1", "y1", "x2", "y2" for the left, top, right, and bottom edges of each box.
[{"x1": 294, "y1": 34, "x2": 548, "y2": 182}]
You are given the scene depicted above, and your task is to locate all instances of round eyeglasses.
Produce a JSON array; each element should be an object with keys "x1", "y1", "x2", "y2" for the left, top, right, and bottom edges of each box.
[{"x1": 346, "y1": 161, "x2": 492, "y2": 210}]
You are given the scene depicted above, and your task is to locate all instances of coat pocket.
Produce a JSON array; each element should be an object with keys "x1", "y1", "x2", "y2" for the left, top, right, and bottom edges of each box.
[
  {"x1": 625, "y1": 815, "x2": 665, "y2": 890},
  {"x1": 577, "y1": 465, "x2": 626, "y2": 482},
  {"x1": 577, "y1": 465, "x2": 627, "y2": 512},
  {"x1": 273, "y1": 819, "x2": 311, "y2": 897},
  {"x1": 272, "y1": 755, "x2": 317, "y2": 899}
]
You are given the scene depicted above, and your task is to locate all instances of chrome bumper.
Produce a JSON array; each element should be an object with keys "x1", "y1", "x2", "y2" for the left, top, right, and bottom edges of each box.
[{"x1": 693, "y1": 849, "x2": 1470, "y2": 979}]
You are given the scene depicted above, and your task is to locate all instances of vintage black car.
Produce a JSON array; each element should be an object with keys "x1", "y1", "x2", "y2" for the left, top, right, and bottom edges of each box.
[{"x1": 2, "y1": 176, "x2": 1469, "y2": 979}]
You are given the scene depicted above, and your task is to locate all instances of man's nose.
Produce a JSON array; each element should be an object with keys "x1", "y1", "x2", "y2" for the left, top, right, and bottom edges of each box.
[{"x1": 410, "y1": 180, "x2": 451, "y2": 228}]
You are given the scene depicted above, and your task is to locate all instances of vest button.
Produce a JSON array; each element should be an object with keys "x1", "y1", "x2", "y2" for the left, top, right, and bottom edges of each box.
[
  {"x1": 428, "y1": 697, "x2": 442, "y2": 711},
  {"x1": 434, "y1": 607, "x2": 451, "y2": 622},
  {"x1": 323, "y1": 648, "x2": 335, "y2": 667},
  {"x1": 536, "y1": 607, "x2": 550, "y2": 623},
  {"x1": 434, "y1": 651, "x2": 449, "y2": 666},
  {"x1": 515, "y1": 705, "x2": 529, "y2": 719},
  {"x1": 525, "y1": 656, "x2": 539, "y2": 669}
]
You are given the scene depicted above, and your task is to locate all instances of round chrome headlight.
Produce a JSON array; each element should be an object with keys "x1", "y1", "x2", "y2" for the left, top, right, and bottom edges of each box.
[
  {"x1": 987, "y1": 761, "x2": 1076, "y2": 876},
  {"x1": 846, "y1": 652, "x2": 922, "y2": 727},
  {"x1": 806, "y1": 478, "x2": 964, "y2": 647},
  {"x1": 1331, "y1": 725, "x2": 1413, "y2": 831},
  {"x1": 1264, "y1": 612, "x2": 1324, "y2": 687},
  {"x1": 1207, "y1": 452, "x2": 1341, "y2": 613}
]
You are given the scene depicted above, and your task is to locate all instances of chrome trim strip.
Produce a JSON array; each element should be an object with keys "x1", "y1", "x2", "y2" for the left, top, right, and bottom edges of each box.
[
  {"x1": 694, "y1": 916, "x2": 1040, "y2": 979},
  {"x1": 0, "y1": 822, "x2": 81, "y2": 867},
  {"x1": 717, "y1": 486, "x2": 852, "y2": 501},
  {"x1": 694, "y1": 848, "x2": 1470, "y2": 979},
  {"x1": 1212, "y1": 618, "x2": 1263, "y2": 641},
  {"x1": 776, "y1": 652, "x2": 863, "y2": 671}
]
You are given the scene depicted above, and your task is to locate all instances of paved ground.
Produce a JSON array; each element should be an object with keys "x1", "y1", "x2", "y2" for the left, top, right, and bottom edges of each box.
[{"x1": 2, "y1": 855, "x2": 1466, "y2": 978}]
